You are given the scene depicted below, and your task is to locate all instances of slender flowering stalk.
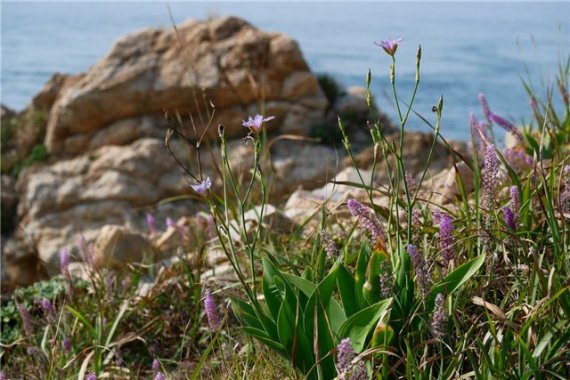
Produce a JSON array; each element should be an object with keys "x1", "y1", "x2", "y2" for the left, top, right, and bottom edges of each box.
[
  {"x1": 432, "y1": 209, "x2": 442, "y2": 225},
  {"x1": 479, "y1": 93, "x2": 492, "y2": 121},
  {"x1": 336, "y1": 338, "x2": 367, "y2": 380},
  {"x1": 378, "y1": 261, "x2": 393, "y2": 299},
  {"x1": 62, "y1": 336, "x2": 72, "y2": 353},
  {"x1": 204, "y1": 289, "x2": 220, "y2": 330},
  {"x1": 17, "y1": 303, "x2": 33, "y2": 336},
  {"x1": 347, "y1": 198, "x2": 386, "y2": 247},
  {"x1": 39, "y1": 298, "x2": 56, "y2": 319},
  {"x1": 439, "y1": 214, "x2": 455, "y2": 269},
  {"x1": 78, "y1": 235, "x2": 94, "y2": 266},
  {"x1": 321, "y1": 230, "x2": 339, "y2": 258},
  {"x1": 503, "y1": 147, "x2": 533, "y2": 172},
  {"x1": 86, "y1": 373, "x2": 97, "y2": 380},
  {"x1": 489, "y1": 112, "x2": 524, "y2": 144},
  {"x1": 407, "y1": 244, "x2": 431, "y2": 297},
  {"x1": 242, "y1": 114, "x2": 275, "y2": 134},
  {"x1": 509, "y1": 186, "x2": 520, "y2": 226},
  {"x1": 482, "y1": 145, "x2": 500, "y2": 214},
  {"x1": 405, "y1": 171, "x2": 417, "y2": 195},
  {"x1": 431, "y1": 293, "x2": 447, "y2": 340},
  {"x1": 374, "y1": 38, "x2": 403, "y2": 56},
  {"x1": 191, "y1": 177, "x2": 212, "y2": 194}
]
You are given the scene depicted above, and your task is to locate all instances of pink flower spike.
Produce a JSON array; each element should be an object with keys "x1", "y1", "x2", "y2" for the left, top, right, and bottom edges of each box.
[
  {"x1": 374, "y1": 38, "x2": 404, "y2": 56},
  {"x1": 191, "y1": 177, "x2": 212, "y2": 194},
  {"x1": 242, "y1": 114, "x2": 275, "y2": 133}
]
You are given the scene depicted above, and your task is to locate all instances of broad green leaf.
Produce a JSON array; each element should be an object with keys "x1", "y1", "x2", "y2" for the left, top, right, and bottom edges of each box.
[
  {"x1": 337, "y1": 298, "x2": 393, "y2": 352},
  {"x1": 337, "y1": 265, "x2": 358, "y2": 318},
  {"x1": 66, "y1": 305, "x2": 96, "y2": 339},
  {"x1": 243, "y1": 327, "x2": 286, "y2": 354},
  {"x1": 427, "y1": 254, "x2": 485, "y2": 312},
  {"x1": 263, "y1": 258, "x2": 283, "y2": 320},
  {"x1": 282, "y1": 273, "x2": 316, "y2": 296}
]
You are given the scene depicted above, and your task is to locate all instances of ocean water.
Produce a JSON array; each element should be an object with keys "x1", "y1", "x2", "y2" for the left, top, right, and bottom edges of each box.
[{"x1": 1, "y1": 1, "x2": 568, "y2": 142}]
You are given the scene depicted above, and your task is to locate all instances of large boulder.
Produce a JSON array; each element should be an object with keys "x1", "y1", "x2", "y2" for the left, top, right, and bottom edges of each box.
[{"x1": 45, "y1": 16, "x2": 328, "y2": 156}]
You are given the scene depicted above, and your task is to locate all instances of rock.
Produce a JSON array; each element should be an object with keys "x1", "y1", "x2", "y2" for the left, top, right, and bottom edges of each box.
[
  {"x1": 1, "y1": 238, "x2": 45, "y2": 291},
  {"x1": 14, "y1": 138, "x2": 203, "y2": 272},
  {"x1": 93, "y1": 225, "x2": 154, "y2": 268},
  {"x1": 45, "y1": 16, "x2": 328, "y2": 156},
  {"x1": 1, "y1": 175, "x2": 18, "y2": 235}
]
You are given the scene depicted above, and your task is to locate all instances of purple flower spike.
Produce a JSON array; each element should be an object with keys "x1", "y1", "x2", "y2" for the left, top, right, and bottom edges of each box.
[
  {"x1": 482, "y1": 145, "x2": 500, "y2": 214},
  {"x1": 439, "y1": 214, "x2": 455, "y2": 269},
  {"x1": 431, "y1": 293, "x2": 447, "y2": 340},
  {"x1": 374, "y1": 38, "x2": 404, "y2": 56},
  {"x1": 62, "y1": 336, "x2": 72, "y2": 353},
  {"x1": 503, "y1": 148, "x2": 532, "y2": 173},
  {"x1": 510, "y1": 186, "x2": 520, "y2": 225},
  {"x1": 242, "y1": 114, "x2": 275, "y2": 133},
  {"x1": 166, "y1": 217, "x2": 176, "y2": 229},
  {"x1": 336, "y1": 338, "x2": 367, "y2": 380},
  {"x1": 40, "y1": 298, "x2": 56, "y2": 318},
  {"x1": 17, "y1": 303, "x2": 33, "y2": 336},
  {"x1": 60, "y1": 248, "x2": 70, "y2": 276},
  {"x1": 478, "y1": 93, "x2": 492, "y2": 121},
  {"x1": 503, "y1": 207, "x2": 517, "y2": 231},
  {"x1": 407, "y1": 244, "x2": 431, "y2": 297},
  {"x1": 86, "y1": 373, "x2": 97, "y2": 380},
  {"x1": 347, "y1": 198, "x2": 385, "y2": 246},
  {"x1": 146, "y1": 213, "x2": 157, "y2": 235},
  {"x1": 154, "y1": 373, "x2": 166, "y2": 380},
  {"x1": 204, "y1": 289, "x2": 220, "y2": 330},
  {"x1": 321, "y1": 230, "x2": 339, "y2": 258},
  {"x1": 191, "y1": 177, "x2": 212, "y2": 195},
  {"x1": 489, "y1": 112, "x2": 524, "y2": 144}
]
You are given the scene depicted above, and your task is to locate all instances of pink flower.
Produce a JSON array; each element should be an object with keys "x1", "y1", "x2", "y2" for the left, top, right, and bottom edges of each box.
[
  {"x1": 242, "y1": 114, "x2": 275, "y2": 133},
  {"x1": 191, "y1": 177, "x2": 212, "y2": 194},
  {"x1": 374, "y1": 38, "x2": 404, "y2": 56}
]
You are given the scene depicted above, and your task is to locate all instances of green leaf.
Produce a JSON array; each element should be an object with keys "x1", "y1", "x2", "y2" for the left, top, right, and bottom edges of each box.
[
  {"x1": 243, "y1": 327, "x2": 287, "y2": 354},
  {"x1": 263, "y1": 258, "x2": 284, "y2": 320},
  {"x1": 66, "y1": 305, "x2": 96, "y2": 339},
  {"x1": 337, "y1": 298, "x2": 393, "y2": 352},
  {"x1": 282, "y1": 273, "x2": 316, "y2": 297},
  {"x1": 337, "y1": 265, "x2": 358, "y2": 318},
  {"x1": 426, "y1": 254, "x2": 485, "y2": 312}
]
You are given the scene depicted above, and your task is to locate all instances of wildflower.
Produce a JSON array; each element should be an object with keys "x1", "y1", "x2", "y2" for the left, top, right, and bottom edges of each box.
[
  {"x1": 432, "y1": 209, "x2": 442, "y2": 224},
  {"x1": 166, "y1": 217, "x2": 176, "y2": 229},
  {"x1": 191, "y1": 177, "x2": 212, "y2": 194},
  {"x1": 378, "y1": 261, "x2": 393, "y2": 299},
  {"x1": 321, "y1": 230, "x2": 339, "y2": 258},
  {"x1": 204, "y1": 289, "x2": 220, "y2": 330},
  {"x1": 86, "y1": 373, "x2": 97, "y2": 380},
  {"x1": 509, "y1": 186, "x2": 520, "y2": 226},
  {"x1": 146, "y1": 213, "x2": 158, "y2": 235},
  {"x1": 347, "y1": 198, "x2": 386, "y2": 246},
  {"x1": 0, "y1": 372, "x2": 6, "y2": 380},
  {"x1": 152, "y1": 358, "x2": 160, "y2": 373},
  {"x1": 411, "y1": 208, "x2": 421, "y2": 226},
  {"x1": 242, "y1": 114, "x2": 275, "y2": 134},
  {"x1": 404, "y1": 171, "x2": 417, "y2": 195},
  {"x1": 17, "y1": 303, "x2": 32, "y2": 336},
  {"x1": 336, "y1": 338, "x2": 367, "y2": 380},
  {"x1": 407, "y1": 244, "x2": 431, "y2": 297},
  {"x1": 469, "y1": 112, "x2": 491, "y2": 155},
  {"x1": 154, "y1": 373, "x2": 166, "y2": 380},
  {"x1": 482, "y1": 145, "x2": 500, "y2": 214},
  {"x1": 489, "y1": 112, "x2": 524, "y2": 144},
  {"x1": 478, "y1": 93, "x2": 492, "y2": 121},
  {"x1": 503, "y1": 147, "x2": 532, "y2": 173},
  {"x1": 60, "y1": 248, "x2": 70, "y2": 276},
  {"x1": 503, "y1": 207, "x2": 517, "y2": 231},
  {"x1": 431, "y1": 293, "x2": 447, "y2": 340},
  {"x1": 374, "y1": 38, "x2": 403, "y2": 56},
  {"x1": 439, "y1": 214, "x2": 455, "y2": 269},
  {"x1": 39, "y1": 298, "x2": 56, "y2": 318},
  {"x1": 62, "y1": 336, "x2": 72, "y2": 353}
]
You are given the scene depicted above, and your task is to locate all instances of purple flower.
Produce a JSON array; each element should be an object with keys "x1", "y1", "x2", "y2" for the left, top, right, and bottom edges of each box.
[
  {"x1": 347, "y1": 198, "x2": 385, "y2": 246},
  {"x1": 374, "y1": 38, "x2": 404, "y2": 56},
  {"x1": 17, "y1": 303, "x2": 32, "y2": 336},
  {"x1": 63, "y1": 336, "x2": 72, "y2": 353},
  {"x1": 166, "y1": 217, "x2": 176, "y2": 229},
  {"x1": 0, "y1": 372, "x2": 7, "y2": 380},
  {"x1": 204, "y1": 289, "x2": 220, "y2": 330},
  {"x1": 336, "y1": 338, "x2": 367, "y2": 380},
  {"x1": 154, "y1": 373, "x2": 166, "y2": 380},
  {"x1": 503, "y1": 148, "x2": 532, "y2": 173},
  {"x1": 60, "y1": 248, "x2": 70, "y2": 276},
  {"x1": 321, "y1": 230, "x2": 339, "y2": 258},
  {"x1": 242, "y1": 114, "x2": 275, "y2": 133},
  {"x1": 378, "y1": 261, "x2": 393, "y2": 299},
  {"x1": 152, "y1": 358, "x2": 160, "y2": 372},
  {"x1": 510, "y1": 186, "x2": 520, "y2": 226},
  {"x1": 146, "y1": 213, "x2": 158, "y2": 235},
  {"x1": 431, "y1": 293, "x2": 447, "y2": 340},
  {"x1": 411, "y1": 208, "x2": 421, "y2": 226},
  {"x1": 191, "y1": 177, "x2": 212, "y2": 194},
  {"x1": 503, "y1": 207, "x2": 517, "y2": 231},
  {"x1": 489, "y1": 112, "x2": 524, "y2": 144},
  {"x1": 405, "y1": 171, "x2": 417, "y2": 195},
  {"x1": 432, "y1": 209, "x2": 442, "y2": 225},
  {"x1": 86, "y1": 373, "x2": 97, "y2": 380},
  {"x1": 478, "y1": 93, "x2": 492, "y2": 121},
  {"x1": 482, "y1": 145, "x2": 500, "y2": 214},
  {"x1": 469, "y1": 112, "x2": 490, "y2": 155},
  {"x1": 39, "y1": 298, "x2": 56, "y2": 318},
  {"x1": 439, "y1": 214, "x2": 455, "y2": 269},
  {"x1": 407, "y1": 244, "x2": 431, "y2": 297}
]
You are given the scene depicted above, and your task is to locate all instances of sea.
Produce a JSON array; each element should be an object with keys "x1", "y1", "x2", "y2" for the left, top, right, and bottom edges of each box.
[{"x1": 1, "y1": 1, "x2": 569, "y2": 142}]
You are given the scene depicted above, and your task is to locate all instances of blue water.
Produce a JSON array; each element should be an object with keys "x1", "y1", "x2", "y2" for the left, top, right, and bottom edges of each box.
[{"x1": 1, "y1": 1, "x2": 568, "y2": 141}]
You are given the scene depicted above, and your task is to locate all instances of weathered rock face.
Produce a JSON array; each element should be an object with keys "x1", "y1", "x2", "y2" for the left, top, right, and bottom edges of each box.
[{"x1": 45, "y1": 16, "x2": 328, "y2": 156}]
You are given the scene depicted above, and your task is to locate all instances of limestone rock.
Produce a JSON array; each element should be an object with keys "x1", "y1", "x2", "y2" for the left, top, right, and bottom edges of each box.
[
  {"x1": 45, "y1": 16, "x2": 328, "y2": 156},
  {"x1": 93, "y1": 225, "x2": 154, "y2": 268}
]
